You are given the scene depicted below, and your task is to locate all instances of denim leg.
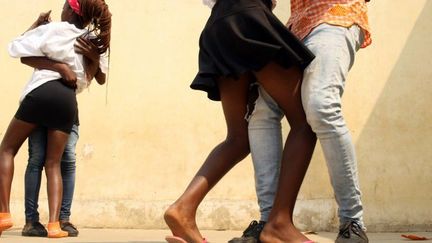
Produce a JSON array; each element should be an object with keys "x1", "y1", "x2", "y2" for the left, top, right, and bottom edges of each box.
[
  {"x1": 301, "y1": 24, "x2": 365, "y2": 228},
  {"x1": 248, "y1": 86, "x2": 284, "y2": 222},
  {"x1": 59, "y1": 124, "x2": 79, "y2": 221},
  {"x1": 25, "y1": 127, "x2": 48, "y2": 222}
]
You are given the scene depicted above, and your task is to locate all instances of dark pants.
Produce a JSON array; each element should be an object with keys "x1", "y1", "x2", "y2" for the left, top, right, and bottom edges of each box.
[{"x1": 24, "y1": 124, "x2": 79, "y2": 222}]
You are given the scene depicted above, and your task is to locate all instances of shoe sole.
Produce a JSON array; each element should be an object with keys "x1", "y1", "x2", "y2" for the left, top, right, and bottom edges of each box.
[
  {"x1": 22, "y1": 232, "x2": 48, "y2": 237},
  {"x1": 67, "y1": 232, "x2": 78, "y2": 237}
]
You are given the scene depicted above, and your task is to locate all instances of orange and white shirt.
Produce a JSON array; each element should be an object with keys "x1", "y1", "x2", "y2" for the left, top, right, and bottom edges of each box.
[{"x1": 287, "y1": 0, "x2": 371, "y2": 48}]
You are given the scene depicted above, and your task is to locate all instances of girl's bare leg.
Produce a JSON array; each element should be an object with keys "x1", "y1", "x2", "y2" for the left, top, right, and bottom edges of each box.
[
  {"x1": 256, "y1": 62, "x2": 317, "y2": 243},
  {"x1": 0, "y1": 119, "x2": 37, "y2": 236},
  {"x1": 0, "y1": 118, "x2": 37, "y2": 212},
  {"x1": 164, "y1": 74, "x2": 252, "y2": 243},
  {"x1": 45, "y1": 129, "x2": 69, "y2": 223}
]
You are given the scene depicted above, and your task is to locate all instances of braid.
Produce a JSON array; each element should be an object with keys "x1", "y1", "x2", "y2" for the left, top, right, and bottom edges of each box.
[{"x1": 79, "y1": 0, "x2": 112, "y2": 54}]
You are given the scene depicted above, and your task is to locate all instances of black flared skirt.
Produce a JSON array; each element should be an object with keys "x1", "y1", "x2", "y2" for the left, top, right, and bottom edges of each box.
[
  {"x1": 190, "y1": 0, "x2": 315, "y2": 101},
  {"x1": 15, "y1": 79, "x2": 77, "y2": 134}
]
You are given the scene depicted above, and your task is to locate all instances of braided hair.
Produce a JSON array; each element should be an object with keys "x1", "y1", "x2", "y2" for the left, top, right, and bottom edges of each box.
[{"x1": 79, "y1": 0, "x2": 112, "y2": 54}]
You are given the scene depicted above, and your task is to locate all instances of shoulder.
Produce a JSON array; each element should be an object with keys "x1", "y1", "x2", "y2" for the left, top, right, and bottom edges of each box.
[
  {"x1": 34, "y1": 22, "x2": 68, "y2": 32},
  {"x1": 24, "y1": 22, "x2": 76, "y2": 38},
  {"x1": 48, "y1": 22, "x2": 85, "y2": 35}
]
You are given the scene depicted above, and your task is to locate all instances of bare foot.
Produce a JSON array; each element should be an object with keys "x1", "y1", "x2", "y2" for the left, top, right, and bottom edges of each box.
[
  {"x1": 260, "y1": 221, "x2": 311, "y2": 243},
  {"x1": 164, "y1": 203, "x2": 204, "y2": 243}
]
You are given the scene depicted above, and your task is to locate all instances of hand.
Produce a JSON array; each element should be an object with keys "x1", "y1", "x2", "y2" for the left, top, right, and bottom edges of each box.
[
  {"x1": 58, "y1": 64, "x2": 78, "y2": 89},
  {"x1": 34, "y1": 10, "x2": 52, "y2": 27},
  {"x1": 271, "y1": 0, "x2": 277, "y2": 10},
  {"x1": 25, "y1": 10, "x2": 51, "y2": 33},
  {"x1": 74, "y1": 37, "x2": 100, "y2": 62}
]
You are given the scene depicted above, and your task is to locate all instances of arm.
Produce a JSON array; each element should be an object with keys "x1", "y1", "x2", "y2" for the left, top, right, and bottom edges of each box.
[
  {"x1": 9, "y1": 11, "x2": 53, "y2": 58},
  {"x1": 20, "y1": 57, "x2": 78, "y2": 88},
  {"x1": 83, "y1": 56, "x2": 106, "y2": 85},
  {"x1": 25, "y1": 10, "x2": 52, "y2": 33},
  {"x1": 94, "y1": 67, "x2": 106, "y2": 85},
  {"x1": 75, "y1": 37, "x2": 106, "y2": 85},
  {"x1": 271, "y1": 0, "x2": 277, "y2": 10}
]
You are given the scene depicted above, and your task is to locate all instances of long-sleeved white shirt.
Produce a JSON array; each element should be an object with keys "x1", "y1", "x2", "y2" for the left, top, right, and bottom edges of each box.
[
  {"x1": 8, "y1": 21, "x2": 108, "y2": 102},
  {"x1": 203, "y1": 0, "x2": 216, "y2": 8}
]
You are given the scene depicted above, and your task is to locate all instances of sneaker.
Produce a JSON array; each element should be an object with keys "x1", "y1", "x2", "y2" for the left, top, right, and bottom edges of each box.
[
  {"x1": 22, "y1": 221, "x2": 48, "y2": 237},
  {"x1": 335, "y1": 221, "x2": 369, "y2": 243},
  {"x1": 228, "y1": 220, "x2": 266, "y2": 243},
  {"x1": 60, "y1": 221, "x2": 79, "y2": 237}
]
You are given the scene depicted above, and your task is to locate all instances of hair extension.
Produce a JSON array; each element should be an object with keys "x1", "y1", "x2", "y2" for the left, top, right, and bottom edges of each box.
[
  {"x1": 78, "y1": 0, "x2": 112, "y2": 104},
  {"x1": 79, "y1": 0, "x2": 112, "y2": 55}
]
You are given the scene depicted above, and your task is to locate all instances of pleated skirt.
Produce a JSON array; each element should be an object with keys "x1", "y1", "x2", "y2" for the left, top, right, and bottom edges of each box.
[{"x1": 191, "y1": 0, "x2": 315, "y2": 101}]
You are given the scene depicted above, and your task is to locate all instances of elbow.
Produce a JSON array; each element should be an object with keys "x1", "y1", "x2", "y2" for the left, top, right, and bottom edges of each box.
[
  {"x1": 20, "y1": 57, "x2": 28, "y2": 64},
  {"x1": 96, "y1": 71, "x2": 106, "y2": 85},
  {"x1": 96, "y1": 78, "x2": 106, "y2": 85}
]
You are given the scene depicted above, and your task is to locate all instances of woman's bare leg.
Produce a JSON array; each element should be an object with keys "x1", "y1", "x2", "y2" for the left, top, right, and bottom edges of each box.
[
  {"x1": 0, "y1": 118, "x2": 37, "y2": 212},
  {"x1": 165, "y1": 74, "x2": 252, "y2": 243},
  {"x1": 256, "y1": 62, "x2": 317, "y2": 243},
  {"x1": 45, "y1": 129, "x2": 69, "y2": 223},
  {"x1": 0, "y1": 118, "x2": 37, "y2": 236}
]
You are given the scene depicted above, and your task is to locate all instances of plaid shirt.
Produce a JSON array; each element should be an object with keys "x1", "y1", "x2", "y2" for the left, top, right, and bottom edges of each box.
[{"x1": 287, "y1": 0, "x2": 371, "y2": 48}]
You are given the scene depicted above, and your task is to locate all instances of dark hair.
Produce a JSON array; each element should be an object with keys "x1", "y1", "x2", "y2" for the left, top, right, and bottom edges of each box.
[{"x1": 79, "y1": 0, "x2": 112, "y2": 54}]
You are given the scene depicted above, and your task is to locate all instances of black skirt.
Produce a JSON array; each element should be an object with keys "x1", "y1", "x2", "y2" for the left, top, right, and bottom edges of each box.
[
  {"x1": 15, "y1": 79, "x2": 77, "y2": 134},
  {"x1": 190, "y1": 0, "x2": 315, "y2": 101}
]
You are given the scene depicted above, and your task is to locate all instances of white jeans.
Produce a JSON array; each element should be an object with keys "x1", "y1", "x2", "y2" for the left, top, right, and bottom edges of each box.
[{"x1": 248, "y1": 23, "x2": 365, "y2": 228}]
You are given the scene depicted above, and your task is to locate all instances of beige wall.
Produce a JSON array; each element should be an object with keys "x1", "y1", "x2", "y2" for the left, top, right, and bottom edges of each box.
[{"x1": 0, "y1": 0, "x2": 430, "y2": 231}]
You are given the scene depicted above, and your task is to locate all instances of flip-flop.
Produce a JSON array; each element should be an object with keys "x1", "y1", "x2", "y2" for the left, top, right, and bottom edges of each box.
[
  {"x1": 166, "y1": 236, "x2": 187, "y2": 243},
  {"x1": 0, "y1": 213, "x2": 13, "y2": 237},
  {"x1": 165, "y1": 236, "x2": 208, "y2": 243}
]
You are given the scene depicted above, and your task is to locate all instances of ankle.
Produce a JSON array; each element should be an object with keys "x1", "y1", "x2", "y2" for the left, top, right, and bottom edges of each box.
[{"x1": 0, "y1": 213, "x2": 12, "y2": 223}]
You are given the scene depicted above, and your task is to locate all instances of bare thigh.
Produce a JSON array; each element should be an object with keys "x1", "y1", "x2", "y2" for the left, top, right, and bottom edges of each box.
[
  {"x1": 254, "y1": 62, "x2": 307, "y2": 126},
  {"x1": 218, "y1": 73, "x2": 253, "y2": 144},
  {"x1": 0, "y1": 118, "x2": 38, "y2": 155}
]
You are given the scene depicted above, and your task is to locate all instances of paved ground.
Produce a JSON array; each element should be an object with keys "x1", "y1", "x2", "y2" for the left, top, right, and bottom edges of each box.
[{"x1": 0, "y1": 228, "x2": 431, "y2": 242}]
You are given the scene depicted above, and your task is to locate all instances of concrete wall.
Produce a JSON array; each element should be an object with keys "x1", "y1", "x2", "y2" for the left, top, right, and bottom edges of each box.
[{"x1": 0, "y1": 0, "x2": 430, "y2": 232}]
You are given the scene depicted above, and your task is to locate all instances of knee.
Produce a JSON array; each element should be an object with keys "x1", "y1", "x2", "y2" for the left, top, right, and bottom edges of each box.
[
  {"x1": 303, "y1": 100, "x2": 327, "y2": 128},
  {"x1": 61, "y1": 149, "x2": 76, "y2": 164},
  {"x1": 27, "y1": 152, "x2": 46, "y2": 170},
  {"x1": 303, "y1": 97, "x2": 346, "y2": 136},
  {"x1": 224, "y1": 134, "x2": 250, "y2": 158},
  {"x1": 44, "y1": 158, "x2": 61, "y2": 170},
  {"x1": 61, "y1": 159, "x2": 76, "y2": 174},
  {"x1": 0, "y1": 146, "x2": 19, "y2": 159},
  {"x1": 27, "y1": 160, "x2": 44, "y2": 172}
]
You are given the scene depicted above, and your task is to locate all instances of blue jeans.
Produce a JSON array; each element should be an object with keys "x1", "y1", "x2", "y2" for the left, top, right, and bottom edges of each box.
[
  {"x1": 248, "y1": 23, "x2": 365, "y2": 228},
  {"x1": 24, "y1": 124, "x2": 79, "y2": 222}
]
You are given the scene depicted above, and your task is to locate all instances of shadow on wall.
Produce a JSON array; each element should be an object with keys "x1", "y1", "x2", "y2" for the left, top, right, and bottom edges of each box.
[{"x1": 356, "y1": 1, "x2": 432, "y2": 232}]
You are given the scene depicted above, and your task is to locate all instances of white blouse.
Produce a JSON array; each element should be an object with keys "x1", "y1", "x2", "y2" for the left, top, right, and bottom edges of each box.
[
  {"x1": 203, "y1": 0, "x2": 216, "y2": 8},
  {"x1": 8, "y1": 22, "x2": 108, "y2": 102}
]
